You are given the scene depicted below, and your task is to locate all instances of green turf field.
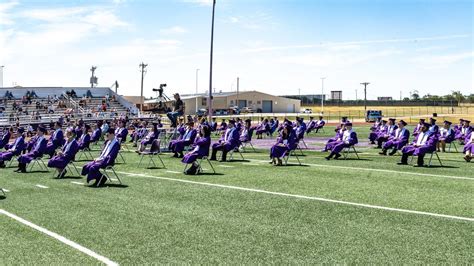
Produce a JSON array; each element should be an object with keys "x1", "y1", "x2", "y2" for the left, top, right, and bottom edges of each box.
[{"x1": 1, "y1": 126, "x2": 473, "y2": 264}]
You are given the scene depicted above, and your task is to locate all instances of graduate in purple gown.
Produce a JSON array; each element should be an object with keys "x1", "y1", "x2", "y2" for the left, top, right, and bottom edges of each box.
[
  {"x1": 379, "y1": 120, "x2": 410, "y2": 156},
  {"x1": 454, "y1": 119, "x2": 464, "y2": 135},
  {"x1": 369, "y1": 120, "x2": 387, "y2": 144},
  {"x1": 398, "y1": 122, "x2": 437, "y2": 167},
  {"x1": 370, "y1": 117, "x2": 382, "y2": 131},
  {"x1": 115, "y1": 120, "x2": 129, "y2": 143},
  {"x1": 45, "y1": 122, "x2": 64, "y2": 157},
  {"x1": 210, "y1": 119, "x2": 240, "y2": 162},
  {"x1": 428, "y1": 117, "x2": 439, "y2": 135},
  {"x1": 16, "y1": 126, "x2": 48, "y2": 173},
  {"x1": 210, "y1": 118, "x2": 218, "y2": 132},
  {"x1": 0, "y1": 128, "x2": 26, "y2": 168},
  {"x1": 77, "y1": 124, "x2": 91, "y2": 150},
  {"x1": 437, "y1": 120, "x2": 455, "y2": 152},
  {"x1": 305, "y1": 117, "x2": 316, "y2": 133},
  {"x1": 455, "y1": 120, "x2": 472, "y2": 145},
  {"x1": 217, "y1": 119, "x2": 227, "y2": 134},
  {"x1": 182, "y1": 125, "x2": 212, "y2": 174},
  {"x1": 47, "y1": 128, "x2": 79, "y2": 178},
  {"x1": 138, "y1": 122, "x2": 160, "y2": 152},
  {"x1": 239, "y1": 119, "x2": 253, "y2": 143},
  {"x1": 91, "y1": 123, "x2": 102, "y2": 143},
  {"x1": 74, "y1": 120, "x2": 84, "y2": 141},
  {"x1": 412, "y1": 119, "x2": 425, "y2": 139},
  {"x1": 0, "y1": 127, "x2": 12, "y2": 149},
  {"x1": 325, "y1": 122, "x2": 358, "y2": 160},
  {"x1": 269, "y1": 124, "x2": 297, "y2": 165},
  {"x1": 462, "y1": 131, "x2": 474, "y2": 162},
  {"x1": 255, "y1": 118, "x2": 270, "y2": 139},
  {"x1": 169, "y1": 121, "x2": 197, "y2": 158},
  {"x1": 376, "y1": 118, "x2": 398, "y2": 148},
  {"x1": 323, "y1": 123, "x2": 345, "y2": 152},
  {"x1": 313, "y1": 116, "x2": 326, "y2": 133},
  {"x1": 294, "y1": 117, "x2": 307, "y2": 141},
  {"x1": 81, "y1": 128, "x2": 120, "y2": 186}
]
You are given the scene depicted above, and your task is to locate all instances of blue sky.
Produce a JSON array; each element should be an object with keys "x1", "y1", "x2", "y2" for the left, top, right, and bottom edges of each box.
[{"x1": 0, "y1": 0, "x2": 472, "y2": 99}]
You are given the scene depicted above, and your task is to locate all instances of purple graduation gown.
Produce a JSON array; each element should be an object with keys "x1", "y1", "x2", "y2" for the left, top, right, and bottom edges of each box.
[
  {"x1": 18, "y1": 136, "x2": 47, "y2": 164},
  {"x1": 46, "y1": 129, "x2": 65, "y2": 157},
  {"x1": 91, "y1": 128, "x2": 102, "y2": 142},
  {"x1": 463, "y1": 133, "x2": 474, "y2": 153},
  {"x1": 212, "y1": 127, "x2": 240, "y2": 152},
  {"x1": 270, "y1": 130, "x2": 297, "y2": 158},
  {"x1": 81, "y1": 139, "x2": 120, "y2": 182},
  {"x1": 383, "y1": 128, "x2": 410, "y2": 150},
  {"x1": 169, "y1": 129, "x2": 197, "y2": 153},
  {"x1": 182, "y1": 136, "x2": 211, "y2": 164},
  {"x1": 0, "y1": 131, "x2": 11, "y2": 149},
  {"x1": 0, "y1": 136, "x2": 26, "y2": 162},
  {"x1": 402, "y1": 133, "x2": 438, "y2": 156},
  {"x1": 47, "y1": 139, "x2": 79, "y2": 169},
  {"x1": 78, "y1": 133, "x2": 91, "y2": 150},
  {"x1": 330, "y1": 131, "x2": 359, "y2": 154}
]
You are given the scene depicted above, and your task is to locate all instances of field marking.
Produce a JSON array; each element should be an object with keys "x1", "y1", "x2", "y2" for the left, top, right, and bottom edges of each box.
[
  {"x1": 35, "y1": 184, "x2": 49, "y2": 189},
  {"x1": 247, "y1": 159, "x2": 474, "y2": 181},
  {"x1": 71, "y1": 181, "x2": 84, "y2": 185},
  {"x1": 218, "y1": 165, "x2": 234, "y2": 168},
  {"x1": 0, "y1": 209, "x2": 118, "y2": 266},
  {"x1": 2, "y1": 189, "x2": 10, "y2": 192},
  {"x1": 242, "y1": 163, "x2": 260, "y2": 166},
  {"x1": 165, "y1": 170, "x2": 181, "y2": 174},
  {"x1": 116, "y1": 171, "x2": 474, "y2": 222}
]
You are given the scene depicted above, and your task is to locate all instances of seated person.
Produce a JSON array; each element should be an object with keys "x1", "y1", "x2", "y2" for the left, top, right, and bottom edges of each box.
[
  {"x1": 0, "y1": 127, "x2": 13, "y2": 149},
  {"x1": 398, "y1": 122, "x2": 437, "y2": 167},
  {"x1": 81, "y1": 128, "x2": 120, "y2": 186},
  {"x1": 269, "y1": 118, "x2": 279, "y2": 135},
  {"x1": 455, "y1": 120, "x2": 472, "y2": 145},
  {"x1": 322, "y1": 123, "x2": 345, "y2": 152},
  {"x1": 412, "y1": 119, "x2": 425, "y2": 139},
  {"x1": 169, "y1": 121, "x2": 197, "y2": 158},
  {"x1": 305, "y1": 117, "x2": 316, "y2": 133},
  {"x1": 0, "y1": 128, "x2": 26, "y2": 168},
  {"x1": 166, "y1": 93, "x2": 184, "y2": 128},
  {"x1": 428, "y1": 117, "x2": 439, "y2": 135},
  {"x1": 138, "y1": 122, "x2": 160, "y2": 152},
  {"x1": 370, "y1": 117, "x2": 382, "y2": 131},
  {"x1": 15, "y1": 126, "x2": 48, "y2": 173},
  {"x1": 463, "y1": 131, "x2": 474, "y2": 162},
  {"x1": 239, "y1": 119, "x2": 253, "y2": 143},
  {"x1": 210, "y1": 119, "x2": 239, "y2": 162},
  {"x1": 182, "y1": 125, "x2": 212, "y2": 175},
  {"x1": 325, "y1": 122, "x2": 358, "y2": 160},
  {"x1": 210, "y1": 118, "x2": 218, "y2": 132},
  {"x1": 376, "y1": 118, "x2": 398, "y2": 148},
  {"x1": 313, "y1": 116, "x2": 326, "y2": 133},
  {"x1": 294, "y1": 117, "x2": 306, "y2": 141},
  {"x1": 47, "y1": 129, "x2": 79, "y2": 178},
  {"x1": 115, "y1": 120, "x2": 129, "y2": 143},
  {"x1": 270, "y1": 124, "x2": 296, "y2": 166},
  {"x1": 369, "y1": 120, "x2": 387, "y2": 144},
  {"x1": 437, "y1": 120, "x2": 455, "y2": 152},
  {"x1": 379, "y1": 120, "x2": 410, "y2": 155},
  {"x1": 45, "y1": 122, "x2": 65, "y2": 157},
  {"x1": 91, "y1": 122, "x2": 102, "y2": 143},
  {"x1": 217, "y1": 119, "x2": 227, "y2": 134},
  {"x1": 77, "y1": 125, "x2": 91, "y2": 150},
  {"x1": 255, "y1": 118, "x2": 270, "y2": 139},
  {"x1": 130, "y1": 121, "x2": 148, "y2": 145}
]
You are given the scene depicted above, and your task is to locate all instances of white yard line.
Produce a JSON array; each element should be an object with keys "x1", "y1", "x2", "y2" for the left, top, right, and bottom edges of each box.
[
  {"x1": 116, "y1": 171, "x2": 474, "y2": 222},
  {"x1": 248, "y1": 159, "x2": 474, "y2": 181},
  {"x1": 218, "y1": 165, "x2": 234, "y2": 168},
  {"x1": 35, "y1": 184, "x2": 49, "y2": 189},
  {"x1": 0, "y1": 209, "x2": 118, "y2": 266},
  {"x1": 165, "y1": 170, "x2": 181, "y2": 174},
  {"x1": 2, "y1": 188, "x2": 9, "y2": 192},
  {"x1": 71, "y1": 182, "x2": 84, "y2": 185}
]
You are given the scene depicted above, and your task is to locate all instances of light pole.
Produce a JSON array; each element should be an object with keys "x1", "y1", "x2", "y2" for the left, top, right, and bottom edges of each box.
[
  {"x1": 320, "y1": 77, "x2": 326, "y2": 114},
  {"x1": 0, "y1": 66, "x2": 4, "y2": 88},
  {"x1": 195, "y1": 68, "x2": 200, "y2": 113},
  {"x1": 208, "y1": 0, "x2": 216, "y2": 122},
  {"x1": 360, "y1": 82, "x2": 370, "y2": 111},
  {"x1": 139, "y1": 62, "x2": 148, "y2": 112}
]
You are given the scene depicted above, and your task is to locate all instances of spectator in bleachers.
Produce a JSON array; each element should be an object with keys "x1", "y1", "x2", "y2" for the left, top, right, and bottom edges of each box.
[
  {"x1": 53, "y1": 95, "x2": 59, "y2": 103},
  {"x1": 34, "y1": 111, "x2": 41, "y2": 120},
  {"x1": 70, "y1": 89, "x2": 77, "y2": 98},
  {"x1": 30, "y1": 90, "x2": 38, "y2": 98},
  {"x1": 12, "y1": 100, "x2": 17, "y2": 111},
  {"x1": 86, "y1": 90, "x2": 93, "y2": 98},
  {"x1": 48, "y1": 104, "x2": 55, "y2": 114},
  {"x1": 35, "y1": 100, "x2": 41, "y2": 109}
]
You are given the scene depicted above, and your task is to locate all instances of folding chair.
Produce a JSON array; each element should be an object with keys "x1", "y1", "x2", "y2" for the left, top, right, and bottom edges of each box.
[
  {"x1": 283, "y1": 148, "x2": 302, "y2": 166},
  {"x1": 228, "y1": 147, "x2": 245, "y2": 161},
  {"x1": 52, "y1": 160, "x2": 81, "y2": 179},
  {"x1": 342, "y1": 145, "x2": 360, "y2": 160},
  {"x1": 447, "y1": 142, "x2": 458, "y2": 153},
  {"x1": 29, "y1": 156, "x2": 49, "y2": 172},
  {"x1": 98, "y1": 164, "x2": 123, "y2": 187},
  {"x1": 76, "y1": 147, "x2": 94, "y2": 161},
  {"x1": 240, "y1": 140, "x2": 256, "y2": 152},
  {"x1": 138, "y1": 139, "x2": 166, "y2": 169},
  {"x1": 0, "y1": 188, "x2": 5, "y2": 197},
  {"x1": 7, "y1": 155, "x2": 18, "y2": 167},
  {"x1": 410, "y1": 151, "x2": 443, "y2": 167},
  {"x1": 183, "y1": 156, "x2": 216, "y2": 174}
]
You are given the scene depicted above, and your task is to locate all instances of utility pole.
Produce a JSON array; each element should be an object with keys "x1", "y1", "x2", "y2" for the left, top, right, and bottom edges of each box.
[
  {"x1": 0, "y1": 66, "x2": 4, "y2": 88},
  {"x1": 208, "y1": 0, "x2": 216, "y2": 122},
  {"x1": 236, "y1": 77, "x2": 240, "y2": 108},
  {"x1": 355, "y1": 89, "x2": 358, "y2": 101},
  {"x1": 90, "y1": 66, "x2": 97, "y2": 88},
  {"x1": 400, "y1": 91, "x2": 402, "y2": 101},
  {"x1": 360, "y1": 82, "x2": 370, "y2": 111},
  {"x1": 195, "y1": 69, "x2": 200, "y2": 113},
  {"x1": 320, "y1": 77, "x2": 326, "y2": 114},
  {"x1": 139, "y1": 62, "x2": 148, "y2": 112}
]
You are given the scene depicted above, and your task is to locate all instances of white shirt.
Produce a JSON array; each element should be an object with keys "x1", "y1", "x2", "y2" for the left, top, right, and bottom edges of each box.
[
  {"x1": 416, "y1": 132, "x2": 428, "y2": 146},
  {"x1": 99, "y1": 138, "x2": 117, "y2": 160},
  {"x1": 342, "y1": 129, "x2": 353, "y2": 144}
]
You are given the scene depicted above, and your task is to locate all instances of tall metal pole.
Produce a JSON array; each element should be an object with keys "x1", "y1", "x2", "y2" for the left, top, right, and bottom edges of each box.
[
  {"x1": 208, "y1": 0, "x2": 216, "y2": 123},
  {"x1": 139, "y1": 62, "x2": 148, "y2": 112},
  {"x1": 0, "y1": 66, "x2": 4, "y2": 88},
  {"x1": 195, "y1": 68, "x2": 200, "y2": 113},
  {"x1": 236, "y1": 77, "x2": 239, "y2": 108},
  {"x1": 90, "y1": 66, "x2": 97, "y2": 88},
  {"x1": 360, "y1": 82, "x2": 370, "y2": 111},
  {"x1": 320, "y1": 77, "x2": 326, "y2": 114}
]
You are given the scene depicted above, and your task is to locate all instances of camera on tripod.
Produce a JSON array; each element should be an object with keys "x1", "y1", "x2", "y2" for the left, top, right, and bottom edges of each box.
[{"x1": 152, "y1": 84, "x2": 167, "y2": 97}]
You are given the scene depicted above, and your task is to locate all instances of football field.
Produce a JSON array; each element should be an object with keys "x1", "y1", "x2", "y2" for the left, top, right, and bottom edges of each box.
[{"x1": 1, "y1": 126, "x2": 473, "y2": 264}]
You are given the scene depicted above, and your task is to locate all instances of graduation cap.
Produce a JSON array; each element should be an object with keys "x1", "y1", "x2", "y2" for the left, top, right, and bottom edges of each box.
[
  {"x1": 107, "y1": 128, "x2": 116, "y2": 134},
  {"x1": 17, "y1": 127, "x2": 25, "y2": 134},
  {"x1": 84, "y1": 124, "x2": 91, "y2": 130},
  {"x1": 245, "y1": 119, "x2": 252, "y2": 123},
  {"x1": 345, "y1": 122, "x2": 353, "y2": 126},
  {"x1": 430, "y1": 117, "x2": 437, "y2": 122},
  {"x1": 381, "y1": 120, "x2": 387, "y2": 123},
  {"x1": 228, "y1": 119, "x2": 236, "y2": 124},
  {"x1": 398, "y1": 120, "x2": 407, "y2": 126},
  {"x1": 38, "y1": 125, "x2": 47, "y2": 133},
  {"x1": 422, "y1": 122, "x2": 431, "y2": 128},
  {"x1": 389, "y1": 118, "x2": 396, "y2": 122},
  {"x1": 465, "y1": 120, "x2": 471, "y2": 123},
  {"x1": 419, "y1": 118, "x2": 425, "y2": 122},
  {"x1": 444, "y1": 120, "x2": 452, "y2": 125}
]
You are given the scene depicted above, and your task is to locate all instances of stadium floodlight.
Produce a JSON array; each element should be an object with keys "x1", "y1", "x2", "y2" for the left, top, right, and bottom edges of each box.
[
  {"x1": 208, "y1": 0, "x2": 216, "y2": 122},
  {"x1": 360, "y1": 82, "x2": 370, "y2": 111}
]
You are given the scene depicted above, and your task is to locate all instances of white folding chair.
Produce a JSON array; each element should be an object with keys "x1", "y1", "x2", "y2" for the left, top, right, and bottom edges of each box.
[
  {"x1": 227, "y1": 147, "x2": 245, "y2": 161},
  {"x1": 52, "y1": 160, "x2": 81, "y2": 179}
]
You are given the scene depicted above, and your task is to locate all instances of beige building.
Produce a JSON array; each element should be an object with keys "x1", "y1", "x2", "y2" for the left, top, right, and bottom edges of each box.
[{"x1": 144, "y1": 90, "x2": 301, "y2": 115}]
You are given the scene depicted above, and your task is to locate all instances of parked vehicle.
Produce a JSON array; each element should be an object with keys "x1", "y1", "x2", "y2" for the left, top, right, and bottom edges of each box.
[
  {"x1": 365, "y1": 110, "x2": 383, "y2": 122},
  {"x1": 196, "y1": 108, "x2": 207, "y2": 116},
  {"x1": 241, "y1": 107, "x2": 254, "y2": 113},
  {"x1": 301, "y1": 108, "x2": 312, "y2": 114},
  {"x1": 228, "y1": 106, "x2": 240, "y2": 115}
]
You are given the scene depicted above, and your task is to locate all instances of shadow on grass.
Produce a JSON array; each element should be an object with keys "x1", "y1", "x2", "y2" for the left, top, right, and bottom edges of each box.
[
  {"x1": 425, "y1": 165, "x2": 459, "y2": 169},
  {"x1": 145, "y1": 166, "x2": 167, "y2": 170},
  {"x1": 88, "y1": 184, "x2": 129, "y2": 189},
  {"x1": 28, "y1": 170, "x2": 50, "y2": 173},
  {"x1": 197, "y1": 172, "x2": 225, "y2": 176},
  {"x1": 228, "y1": 159, "x2": 251, "y2": 163},
  {"x1": 56, "y1": 175, "x2": 83, "y2": 180},
  {"x1": 279, "y1": 164, "x2": 310, "y2": 167},
  {"x1": 337, "y1": 158, "x2": 372, "y2": 161},
  {"x1": 0, "y1": 195, "x2": 6, "y2": 200}
]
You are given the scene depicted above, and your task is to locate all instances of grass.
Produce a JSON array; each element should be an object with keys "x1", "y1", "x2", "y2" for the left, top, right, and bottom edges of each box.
[{"x1": 1, "y1": 126, "x2": 473, "y2": 264}]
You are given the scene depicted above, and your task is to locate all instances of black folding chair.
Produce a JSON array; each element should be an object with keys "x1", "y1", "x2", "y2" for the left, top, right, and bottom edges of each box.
[
  {"x1": 447, "y1": 141, "x2": 458, "y2": 153},
  {"x1": 52, "y1": 160, "x2": 81, "y2": 179},
  {"x1": 410, "y1": 150, "x2": 443, "y2": 167},
  {"x1": 98, "y1": 164, "x2": 123, "y2": 187},
  {"x1": 342, "y1": 145, "x2": 360, "y2": 160},
  {"x1": 29, "y1": 156, "x2": 49, "y2": 172},
  {"x1": 76, "y1": 147, "x2": 94, "y2": 161},
  {"x1": 0, "y1": 188, "x2": 5, "y2": 197},
  {"x1": 283, "y1": 148, "x2": 302, "y2": 166},
  {"x1": 228, "y1": 147, "x2": 245, "y2": 161},
  {"x1": 138, "y1": 139, "x2": 166, "y2": 169},
  {"x1": 183, "y1": 156, "x2": 216, "y2": 174}
]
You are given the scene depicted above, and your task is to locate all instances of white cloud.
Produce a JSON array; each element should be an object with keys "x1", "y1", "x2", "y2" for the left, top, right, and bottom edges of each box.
[
  {"x1": 411, "y1": 51, "x2": 474, "y2": 69},
  {"x1": 183, "y1": 0, "x2": 214, "y2": 6},
  {"x1": 0, "y1": 0, "x2": 18, "y2": 25},
  {"x1": 160, "y1": 26, "x2": 188, "y2": 35}
]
